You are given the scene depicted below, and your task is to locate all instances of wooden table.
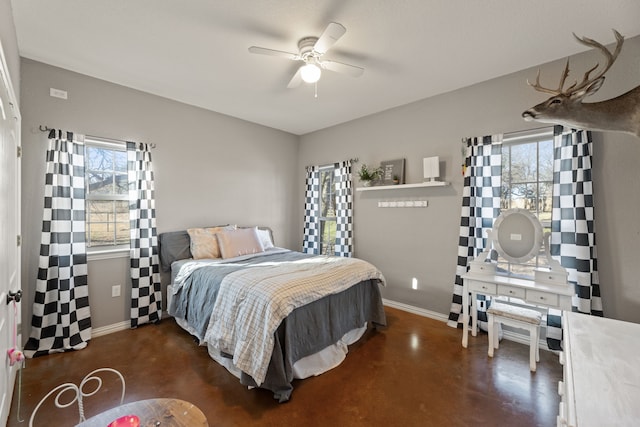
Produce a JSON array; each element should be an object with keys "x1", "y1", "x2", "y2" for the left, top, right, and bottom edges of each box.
[{"x1": 76, "y1": 398, "x2": 208, "y2": 427}]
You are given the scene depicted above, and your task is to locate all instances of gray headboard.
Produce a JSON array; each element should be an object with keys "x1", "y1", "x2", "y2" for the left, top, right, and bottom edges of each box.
[{"x1": 158, "y1": 226, "x2": 274, "y2": 272}]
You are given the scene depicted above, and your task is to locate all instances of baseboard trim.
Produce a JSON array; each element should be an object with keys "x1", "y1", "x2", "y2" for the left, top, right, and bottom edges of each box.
[
  {"x1": 92, "y1": 320, "x2": 130, "y2": 337},
  {"x1": 93, "y1": 303, "x2": 552, "y2": 353},
  {"x1": 92, "y1": 311, "x2": 170, "y2": 338},
  {"x1": 382, "y1": 299, "x2": 449, "y2": 322},
  {"x1": 381, "y1": 298, "x2": 553, "y2": 352}
]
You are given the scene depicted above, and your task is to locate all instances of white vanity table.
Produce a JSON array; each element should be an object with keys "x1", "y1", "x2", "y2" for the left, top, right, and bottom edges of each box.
[
  {"x1": 461, "y1": 208, "x2": 573, "y2": 348},
  {"x1": 558, "y1": 311, "x2": 640, "y2": 426},
  {"x1": 461, "y1": 272, "x2": 573, "y2": 347}
]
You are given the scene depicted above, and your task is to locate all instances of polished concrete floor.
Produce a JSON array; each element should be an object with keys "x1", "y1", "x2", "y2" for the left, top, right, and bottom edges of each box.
[{"x1": 9, "y1": 307, "x2": 562, "y2": 427}]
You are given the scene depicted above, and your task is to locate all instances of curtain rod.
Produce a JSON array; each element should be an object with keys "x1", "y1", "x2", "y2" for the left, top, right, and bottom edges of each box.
[
  {"x1": 461, "y1": 126, "x2": 553, "y2": 144},
  {"x1": 306, "y1": 157, "x2": 359, "y2": 171},
  {"x1": 38, "y1": 125, "x2": 156, "y2": 148},
  {"x1": 503, "y1": 126, "x2": 554, "y2": 143}
]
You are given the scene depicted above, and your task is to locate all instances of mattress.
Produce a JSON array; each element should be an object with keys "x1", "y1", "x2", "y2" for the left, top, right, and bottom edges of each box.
[
  {"x1": 166, "y1": 249, "x2": 386, "y2": 401},
  {"x1": 168, "y1": 286, "x2": 367, "y2": 380}
]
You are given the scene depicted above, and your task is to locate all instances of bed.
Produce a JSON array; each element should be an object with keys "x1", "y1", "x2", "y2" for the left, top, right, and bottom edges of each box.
[{"x1": 159, "y1": 225, "x2": 387, "y2": 402}]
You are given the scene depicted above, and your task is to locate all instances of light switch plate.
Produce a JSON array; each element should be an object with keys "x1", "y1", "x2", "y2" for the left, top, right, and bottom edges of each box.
[{"x1": 50, "y1": 88, "x2": 68, "y2": 99}]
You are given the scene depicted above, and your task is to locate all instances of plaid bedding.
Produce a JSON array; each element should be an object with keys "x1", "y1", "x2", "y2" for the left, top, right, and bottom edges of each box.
[{"x1": 203, "y1": 254, "x2": 385, "y2": 386}]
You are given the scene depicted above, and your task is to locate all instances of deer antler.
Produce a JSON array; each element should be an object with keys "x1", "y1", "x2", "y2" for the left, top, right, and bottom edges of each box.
[
  {"x1": 570, "y1": 29, "x2": 624, "y2": 93},
  {"x1": 528, "y1": 58, "x2": 572, "y2": 95},
  {"x1": 527, "y1": 29, "x2": 624, "y2": 96}
]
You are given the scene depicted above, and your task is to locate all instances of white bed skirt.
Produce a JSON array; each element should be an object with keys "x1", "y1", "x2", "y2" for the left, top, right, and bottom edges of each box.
[{"x1": 167, "y1": 284, "x2": 367, "y2": 381}]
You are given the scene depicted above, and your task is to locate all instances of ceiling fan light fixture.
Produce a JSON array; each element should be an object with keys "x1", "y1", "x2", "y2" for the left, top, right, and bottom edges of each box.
[{"x1": 300, "y1": 63, "x2": 321, "y2": 83}]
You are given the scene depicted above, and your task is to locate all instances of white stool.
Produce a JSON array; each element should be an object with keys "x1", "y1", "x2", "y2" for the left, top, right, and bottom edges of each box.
[{"x1": 487, "y1": 302, "x2": 542, "y2": 372}]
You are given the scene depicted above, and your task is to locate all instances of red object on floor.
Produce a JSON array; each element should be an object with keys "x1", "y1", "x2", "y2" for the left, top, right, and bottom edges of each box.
[{"x1": 107, "y1": 415, "x2": 139, "y2": 427}]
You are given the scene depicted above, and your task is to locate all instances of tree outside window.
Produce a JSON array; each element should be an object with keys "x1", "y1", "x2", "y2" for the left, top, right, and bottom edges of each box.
[
  {"x1": 500, "y1": 133, "x2": 553, "y2": 276},
  {"x1": 85, "y1": 142, "x2": 130, "y2": 248},
  {"x1": 319, "y1": 166, "x2": 337, "y2": 255}
]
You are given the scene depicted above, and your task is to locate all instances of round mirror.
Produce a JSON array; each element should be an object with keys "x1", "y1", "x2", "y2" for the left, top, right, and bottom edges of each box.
[{"x1": 491, "y1": 208, "x2": 543, "y2": 264}]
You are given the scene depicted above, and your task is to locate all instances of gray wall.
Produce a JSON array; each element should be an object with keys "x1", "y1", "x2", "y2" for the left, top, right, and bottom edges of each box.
[
  {"x1": 0, "y1": 0, "x2": 19, "y2": 102},
  {"x1": 19, "y1": 59, "x2": 299, "y2": 331},
  {"x1": 15, "y1": 24, "x2": 640, "y2": 336},
  {"x1": 298, "y1": 35, "x2": 640, "y2": 323}
]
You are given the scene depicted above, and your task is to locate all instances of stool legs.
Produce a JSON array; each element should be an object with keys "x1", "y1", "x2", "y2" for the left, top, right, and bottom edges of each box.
[
  {"x1": 488, "y1": 314, "x2": 494, "y2": 357},
  {"x1": 529, "y1": 328, "x2": 537, "y2": 372},
  {"x1": 487, "y1": 314, "x2": 499, "y2": 357},
  {"x1": 486, "y1": 315, "x2": 540, "y2": 372}
]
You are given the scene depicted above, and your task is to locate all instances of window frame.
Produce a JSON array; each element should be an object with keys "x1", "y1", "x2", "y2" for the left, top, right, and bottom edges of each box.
[
  {"x1": 498, "y1": 128, "x2": 554, "y2": 276},
  {"x1": 84, "y1": 137, "x2": 130, "y2": 254}
]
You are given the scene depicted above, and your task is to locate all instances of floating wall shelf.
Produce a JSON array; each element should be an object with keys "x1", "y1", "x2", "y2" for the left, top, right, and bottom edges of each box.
[{"x1": 356, "y1": 181, "x2": 450, "y2": 192}]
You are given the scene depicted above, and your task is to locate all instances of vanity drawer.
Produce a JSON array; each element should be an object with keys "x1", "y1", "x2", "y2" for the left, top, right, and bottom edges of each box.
[
  {"x1": 468, "y1": 281, "x2": 496, "y2": 294},
  {"x1": 498, "y1": 284, "x2": 525, "y2": 299},
  {"x1": 526, "y1": 289, "x2": 558, "y2": 306}
]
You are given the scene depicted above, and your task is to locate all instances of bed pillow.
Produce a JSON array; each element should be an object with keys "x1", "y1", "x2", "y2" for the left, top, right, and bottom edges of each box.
[
  {"x1": 187, "y1": 225, "x2": 234, "y2": 259},
  {"x1": 256, "y1": 228, "x2": 275, "y2": 249},
  {"x1": 217, "y1": 227, "x2": 265, "y2": 259}
]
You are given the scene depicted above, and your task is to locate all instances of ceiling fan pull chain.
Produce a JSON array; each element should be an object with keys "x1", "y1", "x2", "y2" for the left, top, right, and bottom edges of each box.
[{"x1": 314, "y1": 81, "x2": 318, "y2": 99}]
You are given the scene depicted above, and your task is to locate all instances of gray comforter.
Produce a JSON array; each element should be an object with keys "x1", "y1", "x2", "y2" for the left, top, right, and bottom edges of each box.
[{"x1": 168, "y1": 250, "x2": 386, "y2": 402}]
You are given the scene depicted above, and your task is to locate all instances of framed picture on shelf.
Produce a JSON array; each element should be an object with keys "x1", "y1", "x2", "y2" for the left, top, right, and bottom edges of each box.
[{"x1": 380, "y1": 159, "x2": 405, "y2": 185}]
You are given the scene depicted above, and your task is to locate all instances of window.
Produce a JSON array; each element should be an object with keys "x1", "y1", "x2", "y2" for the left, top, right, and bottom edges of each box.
[
  {"x1": 85, "y1": 139, "x2": 129, "y2": 248},
  {"x1": 318, "y1": 166, "x2": 336, "y2": 255},
  {"x1": 499, "y1": 128, "x2": 554, "y2": 276}
]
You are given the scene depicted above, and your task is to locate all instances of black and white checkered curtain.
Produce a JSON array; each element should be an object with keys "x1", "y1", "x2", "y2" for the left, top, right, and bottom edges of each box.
[
  {"x1": 447, "y1": 134, "x2": 503, "y2": 330},
  {"x1": 302, "y1": 166, "x2": 321, "y2": 254},
  {"x1": 546, "y1": 126, "x2": 602, "y2": 350},
  {"x1": 127, "y1": 142, "x2": 162, "y2": 328},
  {"x1": 334, "y1": 161, "x2": 353, "y2": 257},
  {"x1": 24, "y1": 130, "x2": 92, "y2": 357}
]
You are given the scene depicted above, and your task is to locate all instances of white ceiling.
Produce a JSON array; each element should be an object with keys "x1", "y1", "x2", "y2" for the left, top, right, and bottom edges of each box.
[{"x1": 10, "y1": 0, "x2": 640, "y2": 135}]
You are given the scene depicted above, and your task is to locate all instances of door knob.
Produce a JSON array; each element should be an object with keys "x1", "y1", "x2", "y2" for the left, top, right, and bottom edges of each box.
[{"x1": 7, "y1": 289, "x2": 22, "y2": 304}]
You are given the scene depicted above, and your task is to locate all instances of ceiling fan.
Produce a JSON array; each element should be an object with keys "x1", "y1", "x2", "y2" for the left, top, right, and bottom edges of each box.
[{"x1": 248, "y1": 22, "x2": 364, "y2": 89}]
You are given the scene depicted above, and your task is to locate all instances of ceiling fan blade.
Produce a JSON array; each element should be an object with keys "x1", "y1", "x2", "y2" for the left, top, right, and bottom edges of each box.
[
  {"x1": 313, "y1": 22, "x2": 346, "y2": 54},
  {"x1": 321, "y1": 60, "x2": 364, "y2": 77},
  {"x1": 248, "y1": 46, "x2": 298, "y2": 60},
  {"x1": 287, "y1": 67, "x2": 303, "y2": 88}
]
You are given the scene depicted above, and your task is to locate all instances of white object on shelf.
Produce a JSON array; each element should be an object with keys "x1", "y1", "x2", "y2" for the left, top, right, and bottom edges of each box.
[
  {"x1": 356, "y1": 181, "x2": 449, "y2": 191},
  {"x1": 423, "y1": 156, "x2": 440, "y2": 182}
]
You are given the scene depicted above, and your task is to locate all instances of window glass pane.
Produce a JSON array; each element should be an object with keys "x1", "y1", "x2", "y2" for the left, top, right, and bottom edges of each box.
[
  {"x1": 115, "y1": 200, "x2": 129, "y2": 216},
  {"x1": 510, "y1": 143, "x2": 537, "y2": 183},
  {"x1": 115, "y1": 173, "x2": 129, "y2": 195},
  {"x1": 508, "y1": 182, "x2": 530, "y2": 209},
  {"x1": 539, "y1": 182, "x2": 553, "y2": 227},
  {"x1": 519, "y1": 183, "x2": 538, "y2": 212},
  {"x1": 320, "y1": 220, "x2": 336, "y2": 255},
  {"x1": 87, "y1": 200, "x2": 113, "y2": 223},
  {"x1": 538, "y1": 139, "x2": 554, "y2": 182},
  {"x1": 115, "y1": 200, "x2": 130, "y2": 245},
  {"x1": 85, "y1": 144, "x2": 130, "y2": 247},
  {"x1": 86, "y1": 146, "x2": 113, "y2": 171},
  {"x1": 501, "y1": 148, "x2": 511, "y2": 210},
  {"x1": 116, "y1": 226, "x2": 130, "y2": 246},
  {"x1": 114, "y1": 150, "x2": 128, "y2": 172},
  {"x1": 500, "y1": 129, "x2": 554, "y2": 276},
  {"x1": 88, "y1": 173, "x2": 114, "y2": 194},
  {"x1": 320, "y1": 169, "x2": 335, "y2": 218},
  {"x1": 317, "y1": 166, "x2": 338, "y2": 255},
  {"x1": 87, "y1": 222, "x2": 113, "y2": 247}
]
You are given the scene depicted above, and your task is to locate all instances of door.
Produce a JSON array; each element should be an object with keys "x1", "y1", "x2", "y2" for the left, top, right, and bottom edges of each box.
[{"x1": 0, "y1": 43, "x2": 21, "y2": 426}]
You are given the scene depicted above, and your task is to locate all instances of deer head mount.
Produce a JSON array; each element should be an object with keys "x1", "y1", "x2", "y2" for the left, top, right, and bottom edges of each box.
[{"x1": 522, "y1": 29, "x2": 640, "y2": 138}]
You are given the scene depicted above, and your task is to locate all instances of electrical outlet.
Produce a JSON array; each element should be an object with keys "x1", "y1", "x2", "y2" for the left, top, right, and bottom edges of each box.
[{"x1": 111, "y1": 285, "x2": 121, "y2": 298}]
